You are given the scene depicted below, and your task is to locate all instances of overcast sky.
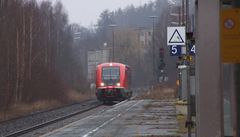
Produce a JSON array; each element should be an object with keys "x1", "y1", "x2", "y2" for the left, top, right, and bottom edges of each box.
[{"x1": 46, "y1": 0, "x2": 151, "y2": 27}]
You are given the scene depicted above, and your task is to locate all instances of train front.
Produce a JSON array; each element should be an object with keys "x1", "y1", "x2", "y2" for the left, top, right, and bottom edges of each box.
[{"x1": 96, "y1": 63, "x2": 127, "y2": 102}]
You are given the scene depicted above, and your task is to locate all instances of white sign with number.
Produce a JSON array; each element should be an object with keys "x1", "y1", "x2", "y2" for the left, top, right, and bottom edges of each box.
[
  {"x1": 171, "y1": 45, "x2": 178, "y2": 54},
  {"x1": 189, "y1": 44, "x2": 196, "y2": 55},
  {"x1": 170, "y1": 45, "x2": 181, "y2": 56}
]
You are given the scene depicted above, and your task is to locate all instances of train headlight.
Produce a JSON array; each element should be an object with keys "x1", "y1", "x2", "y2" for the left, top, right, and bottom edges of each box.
[
  {"x1": 116, "y1": 83, "x2": 120, "y2": 87},
  {"x1": 100, "y1": 82, "x2": 105, "y2": 86}
]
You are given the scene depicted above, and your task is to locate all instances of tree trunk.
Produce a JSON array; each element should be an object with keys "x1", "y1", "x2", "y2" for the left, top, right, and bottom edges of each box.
[
  {"x1": 15, "y1": 29, "x2": 20, "y2": 103},
  {"x1": 4, "y1": 28, "x2": 11, "y2": 119},
  {"x1": 19, "y1": 12, "x2": 26, "y2": 102},
  {"x1": 29, "y1": 11, "x2": 33, "y2": 81},
  {"x1": 46, "y1": 16, "x2": 50, "y2": 72},
  {"x1": 56, "y1": 30, "x2": 60, "y2": 70}
]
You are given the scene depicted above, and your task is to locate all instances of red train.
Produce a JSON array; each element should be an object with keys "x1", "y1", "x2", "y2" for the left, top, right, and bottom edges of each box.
[{"x1": 95, "y1": 62, "x2": 132, "y2": 102}]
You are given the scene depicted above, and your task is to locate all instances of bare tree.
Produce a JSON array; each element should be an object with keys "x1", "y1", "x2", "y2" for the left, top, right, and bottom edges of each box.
[{"x1": 0, "y1": 0, "x2": 86, "y2": 115}]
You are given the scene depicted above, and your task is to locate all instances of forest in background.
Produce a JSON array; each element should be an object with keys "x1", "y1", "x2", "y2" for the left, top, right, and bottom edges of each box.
[
  {"x1": 0, "y1": 0, "x2": 88, "y2": 119},
  {"x1": 0, "y1": 0, "x2": 177, "y2": 120}
]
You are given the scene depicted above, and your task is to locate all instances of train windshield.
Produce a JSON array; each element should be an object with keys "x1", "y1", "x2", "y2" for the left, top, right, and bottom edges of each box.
[{"x1": 102, "y1": 67, "x2": 120, "y2": 86}]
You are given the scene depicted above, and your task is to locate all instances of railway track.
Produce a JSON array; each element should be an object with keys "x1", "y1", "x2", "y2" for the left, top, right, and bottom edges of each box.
[
  {"x1": 1, "y1": 89, "x2": 144, "y2": 137},
  {"x1": 0, "y1": 99, "x2": 96, "y2": 124},
  {"x1": 1, "y1": 100, "x2": 102, "y2": 137}
]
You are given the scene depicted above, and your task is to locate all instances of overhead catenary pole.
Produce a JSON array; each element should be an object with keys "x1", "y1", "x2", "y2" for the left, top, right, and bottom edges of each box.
[
  {"x1": 182, "y1": 0, "x2": 185, "y2": 25},
  {"x1": 186, "y1": 0, "x2": 190, "y2": 32},
  {"x1": 179, "y1": 7, "x2": 181, "y2": 26},
  {"x1": 149, "y1": 16, "x2": 158, "y2": 84},
  {"x1": 109, "y1": 24, "x2": 117, "y2": 62},
  {"x1": 112, "y1": 29, "x2": 115, "y2": 61},
  {"x1": 185, "y1": 0, "x2": 192, "y2": 136}
]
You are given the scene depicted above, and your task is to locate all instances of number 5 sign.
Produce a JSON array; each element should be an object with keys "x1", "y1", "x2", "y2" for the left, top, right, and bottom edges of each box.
[{"x1": 170, "y1": 45, "x2": 182, "y2": 56}]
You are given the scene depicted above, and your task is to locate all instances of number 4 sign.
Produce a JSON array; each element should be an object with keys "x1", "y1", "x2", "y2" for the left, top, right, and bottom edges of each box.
[{"x1": 189, "y1": 44, "x2": 195, "y2": 55}]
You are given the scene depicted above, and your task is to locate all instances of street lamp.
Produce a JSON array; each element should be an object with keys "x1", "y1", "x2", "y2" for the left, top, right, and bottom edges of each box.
[
  {"x1": 109, "y1": 24, "x2": 117, "y2": 62},
  {"x1": 149, "y1": 16, "x2": 158, "y2": 84},
  {"x1": 103, "y1": 42, "x2": 107, "y2": 48},
  {"x1": 103, "y1": 42, "x2": 111, "y2": 62}
]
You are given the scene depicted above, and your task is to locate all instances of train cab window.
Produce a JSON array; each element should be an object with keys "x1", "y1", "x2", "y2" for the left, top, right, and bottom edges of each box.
[{"x1": 102, "y1": 67, "x2": 120, "y2": 85}]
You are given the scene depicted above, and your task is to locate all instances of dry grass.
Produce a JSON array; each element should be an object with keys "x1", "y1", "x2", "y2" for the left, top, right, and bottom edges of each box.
[
  {"x1": 0, "y1": 100, "x2": 60, "y2": 121},
  {"x1": 66, "y1": 90, "x2": 95, "y2": 103},
  {"x1": 0, "y1": 90, "x2": 95, "y2": 122},
  {"x1": 135, "y1": 86, "x2": 177, "y2": 100}
]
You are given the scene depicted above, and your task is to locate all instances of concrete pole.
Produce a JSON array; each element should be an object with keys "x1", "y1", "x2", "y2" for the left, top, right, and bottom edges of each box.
[
  {"x1": 112, "y1": 29, "x2": 115, "y2": 62},
  {"x1": 233, "y1": 1, "x2": 240, "y2": 136},
  {"x1": 109, "y1": 24, "x2": 117, "y2": 62},
  {"x1": 186, "y1": 0, "x2": 190, "y2": 32},
  {"x1": 185, "y1": 1, "x2": 192, "y2": 137},
  {"x1": 178, "y1": 7, "x2": 181, "y2": 26},
  {"x1": 182, "y1": 0, "x2": 185, "y2": 25},
  {"x1": 149, "y1": 16, "x2": 157, "y2": 84},
  {"x1": 195, "y1": 0, "x2": 224, "y2": 136},
  {"x1": 152, "y1": 18, "x2": 156, "y2": 84}
]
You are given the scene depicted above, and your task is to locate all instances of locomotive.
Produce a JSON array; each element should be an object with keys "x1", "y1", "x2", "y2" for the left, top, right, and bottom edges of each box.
[{"x1": 95, "y1": 62, "x2": 132, "y2": 102}]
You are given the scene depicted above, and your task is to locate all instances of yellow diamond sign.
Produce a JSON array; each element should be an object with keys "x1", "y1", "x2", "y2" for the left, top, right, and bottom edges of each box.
[{"x1": 221, "y1": 8, "x2": 240, "y2": 63}]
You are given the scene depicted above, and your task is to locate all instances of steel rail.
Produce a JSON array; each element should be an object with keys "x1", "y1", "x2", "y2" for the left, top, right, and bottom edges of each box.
[
  {"x1": 5, "y1": 102, "x2": 102, "y2": 137},
  {"x1": 0, "y1": 99, "x2": 94, "y2": 124}
]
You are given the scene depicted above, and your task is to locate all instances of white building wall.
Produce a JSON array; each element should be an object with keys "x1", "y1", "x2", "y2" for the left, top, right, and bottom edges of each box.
[{"x1": 87, "y1": 50, "x2": 109, "y2": 82}]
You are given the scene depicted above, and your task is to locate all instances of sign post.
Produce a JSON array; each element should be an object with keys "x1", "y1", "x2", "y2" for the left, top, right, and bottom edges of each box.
[
  {"x1": 168, "y1": 26, "x2": 194, "y2": 136},
  {"x1": 167, "y1": 26, "x2": 186, "y2": 101}
]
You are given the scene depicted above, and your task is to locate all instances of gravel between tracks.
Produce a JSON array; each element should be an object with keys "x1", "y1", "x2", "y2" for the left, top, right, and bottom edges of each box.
[{"x1": 0, "y1": 99, "x2": 101, "y2": 137}]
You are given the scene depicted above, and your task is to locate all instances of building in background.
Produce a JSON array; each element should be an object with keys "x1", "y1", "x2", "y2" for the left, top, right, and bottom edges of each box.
[
  {"x1": 139, "y1": 29, "x2": 152, "y2": 48},
  {"x1": 87, "y1": 50, "x2": 109, "y2": 83}
]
